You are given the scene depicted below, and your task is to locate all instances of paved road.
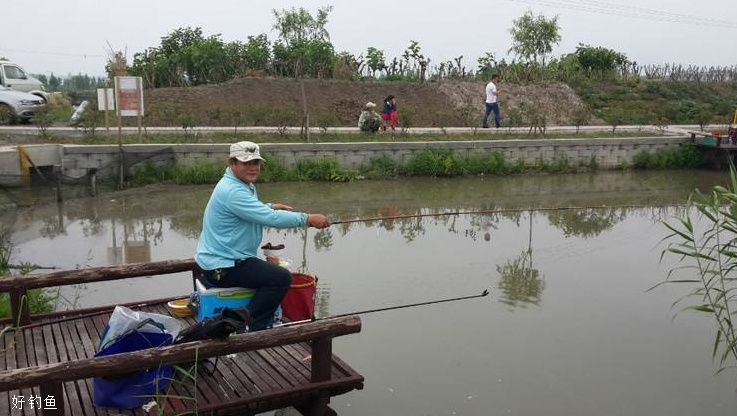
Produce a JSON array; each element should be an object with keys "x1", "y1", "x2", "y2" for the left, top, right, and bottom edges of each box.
[{"x1": 0, "y1": 124, "x2": 710, "y2": 138}]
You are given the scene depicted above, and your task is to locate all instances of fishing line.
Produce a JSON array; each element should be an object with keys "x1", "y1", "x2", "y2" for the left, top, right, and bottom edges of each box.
[{"x1": 330, "y1": 203, "x2": 687, "y2": 225}]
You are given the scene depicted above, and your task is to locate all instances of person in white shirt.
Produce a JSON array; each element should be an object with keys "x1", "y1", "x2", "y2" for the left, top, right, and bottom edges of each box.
[{"x1": 482, "y1": 74, "x2": 501, "y2": 128}]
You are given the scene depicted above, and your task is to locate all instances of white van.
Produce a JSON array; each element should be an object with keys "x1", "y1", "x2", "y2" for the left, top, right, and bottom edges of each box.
[{"x1": 0, "y1": 61, "x2": 48, "y2": 102}]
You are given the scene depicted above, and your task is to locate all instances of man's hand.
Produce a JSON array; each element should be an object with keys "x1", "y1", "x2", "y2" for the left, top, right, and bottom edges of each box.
[
  {"x1": 271, "y1": 203, "x2": 293, "y2": 211},
  {"x1": 307, "y1": 214, "x2": 331, "y2": 229},
  {"x1": 266, "y1": 256, "x2": 280, "y2": 265}
]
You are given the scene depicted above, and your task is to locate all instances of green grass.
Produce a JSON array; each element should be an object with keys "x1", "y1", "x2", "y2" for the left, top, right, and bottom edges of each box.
[
  {"x1": 570, "y1": 79, "x2": 737, "y2": 125},
  {"x1": 633, "y1": 144, "x2": 704, "y2": 169},
  {"x1": 129, "y1": 148, "x2": 604, "y2": 187}
]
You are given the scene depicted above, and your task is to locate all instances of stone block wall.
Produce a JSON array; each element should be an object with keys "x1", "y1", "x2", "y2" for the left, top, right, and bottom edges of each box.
[{"x1": 0, "y1": 137, "x2": 695, "y2": 187}]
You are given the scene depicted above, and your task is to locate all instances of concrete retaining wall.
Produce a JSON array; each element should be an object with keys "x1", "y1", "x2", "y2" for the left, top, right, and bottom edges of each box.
[{"x1": 1, "y1": 137, "x2": 692, "y2": 185}]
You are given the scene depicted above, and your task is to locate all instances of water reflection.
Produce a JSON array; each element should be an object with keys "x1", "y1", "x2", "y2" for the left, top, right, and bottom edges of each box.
[
  {"x1": 107, "y1": 217, "x2": 158, "y2": 264},
  {"x1": 0, "y1": 173, "x2": 722, "y2": 315},
  {"x1": 547, "y1": 207, "x2": 625, "y2": 238},
  {"x1": 4, "y1": 172, "x2": 737, "y2": 415},
  {"x1": 497, "y1": 212, "x2": 544, "y2": 308}
]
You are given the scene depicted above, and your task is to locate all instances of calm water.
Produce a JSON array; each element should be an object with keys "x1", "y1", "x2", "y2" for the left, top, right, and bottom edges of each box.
[{"x1": 3, "y1": 170, "x2": 737, "y2": 415}]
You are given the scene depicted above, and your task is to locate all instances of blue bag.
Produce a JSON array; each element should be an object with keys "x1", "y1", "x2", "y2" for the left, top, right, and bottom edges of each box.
[{"x1": 93, "y1": 318, "x2": 174, "y2": 409}]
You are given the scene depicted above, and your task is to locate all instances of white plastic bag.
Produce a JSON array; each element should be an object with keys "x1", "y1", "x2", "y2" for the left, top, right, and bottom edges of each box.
[{"x1": 101, "y1": 305, "x2": 182, "y2": 348}]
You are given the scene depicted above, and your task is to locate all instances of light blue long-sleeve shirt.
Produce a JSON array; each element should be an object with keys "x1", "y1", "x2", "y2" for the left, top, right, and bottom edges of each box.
[{"x1": 195, "y1": 167, "x2": 307, "y2": 270}]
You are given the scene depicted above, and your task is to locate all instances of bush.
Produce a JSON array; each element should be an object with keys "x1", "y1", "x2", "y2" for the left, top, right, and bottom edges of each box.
[
  {"x1": 359, "y1": 113, "x2": 381, "y2": 133},
  {"x1": 294, "y1": 158, "x2": 358, "y2": 182},
  {"x1": 633, "y1": 144, "x2": 704, "y2": 169},
  {"x1": 34, "y1": 108, "x2": 54, "y2": 137},
  {"x1": 363, "y1": 155, "x2": 402, "y2": 178},
  {"x1": 406, "y1": 149, "x2": 464, "y2": 177}
]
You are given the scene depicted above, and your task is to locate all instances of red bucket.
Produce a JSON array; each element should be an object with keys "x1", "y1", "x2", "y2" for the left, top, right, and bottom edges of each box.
[{"x1": 281, "y1": 273, "x2": 317, "y2": 322}]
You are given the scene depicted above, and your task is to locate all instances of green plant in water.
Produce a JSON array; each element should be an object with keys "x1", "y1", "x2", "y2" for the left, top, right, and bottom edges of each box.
[
  {"x1": 657, "y1": 167, "x2": 737, "y2": 376},
  {"x1": 0, "y1": 229, "x2": 57, "y2": 319}
]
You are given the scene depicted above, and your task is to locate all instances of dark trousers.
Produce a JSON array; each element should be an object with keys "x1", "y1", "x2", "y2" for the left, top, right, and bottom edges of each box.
[
  {"x1": 203, "y1": 258, "x2": 292, "y2": 331},
  {"x1": 483, "y1": 102, "x2": 501, "y2": 128}
]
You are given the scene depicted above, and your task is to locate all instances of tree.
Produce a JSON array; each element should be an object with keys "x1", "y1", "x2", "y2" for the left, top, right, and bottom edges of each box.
[
  {"x1": 271, "y1": 6, "x2": 336, "y2": 78},
  {"x1": 402, "y1": 40, "x2": 429, "y2": 81},
  {"x1": 272, "y1": 5, "x2": 333, "y2": 47},
  {"x1": 333, "y1": 51, "x2": 358, "y2": 80},
  {"x1": 508, "y1": 11, "x2": 561, "y2": 66},
  {"x1": 366, "y1": 47, "x2": 386, "y2": 78},
  {"x1": 476, "y1": 52, "x2": 497, "y2": 79},
  {"x1": 47, "y1": 73, "x2": 60, "y2": 90},
  {"x1": 574, "y1": 44, "x2": 628, "y2": 75},
  {"x1": 242, "y1": 34, "x2": 271, "y2": 71},
  {"x1": 129, "y1": 27, "x2": 236, "y2": 87}
]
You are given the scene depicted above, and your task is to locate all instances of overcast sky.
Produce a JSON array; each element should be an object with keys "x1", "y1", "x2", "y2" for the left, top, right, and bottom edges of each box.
[{"x1": 2, "y1": 0, "x2": 735, "y2": 76}]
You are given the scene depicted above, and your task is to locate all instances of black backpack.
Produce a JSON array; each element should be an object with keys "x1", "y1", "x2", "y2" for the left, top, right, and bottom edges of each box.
[{"x1": 174, "y1": 307, "x2": 252, "y2": 344}]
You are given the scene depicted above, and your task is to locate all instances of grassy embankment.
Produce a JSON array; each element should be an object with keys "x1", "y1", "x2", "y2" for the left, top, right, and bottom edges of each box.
[{"x1": 570, "y1": 79, "x2": 737, "y2": 127}]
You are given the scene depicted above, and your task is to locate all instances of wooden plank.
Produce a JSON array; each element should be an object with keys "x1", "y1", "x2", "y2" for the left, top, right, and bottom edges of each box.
[
  {"x1": 195, "y1": 376, "x2": 364, "y2": 415},
  {"x1": 48, "y1": 323, "x2": 84, "y2": 416},
  {"x1": 20, "y1": 329, "x2": 41, "y2": 416},
  {"x1": 225, "y1": 352, "x2": 268, "y2": 395},
  {"x1": 0, "y1": 260, "x2": 196, "y2": 292},
  {"x1": 0, "y1": 331, "x2": 10, "y2": 416},
  {"x1": 4, "y1": 331, "x2": 24, "y2": 416},
  {"x1": 58, "y1": 321, "x2": 95, "y2": 416},
  {"x1": 203, "y1": 352, "x2": 256, "y2": 398},
  {"x1": 272, "y1": 346, "x2": 310, "y2": 382},
  {"x1": 238, "y1": 351, "x2": 283, "y2": 391},
  {"x1": 291, "y1": 343, "x2": 344, "y2": 380},
  {"x1": 0, "y1": 261, "x2": 196, "y2": 293},
  {"x1": 12, "y1": 328, "x2": 36, "y2": 416},
  {"x1": 261, "y1": 347, "x2": 309, "y2": 385},
  {"x1": 281, "y1": 343, "x2": 315, "y2": 378},
  {"x1": 41, "y1": 325, "x2": 72, "y2": 415},
  {"x1": 59, "y1": 320, "x2": 98, "y2": 416}
]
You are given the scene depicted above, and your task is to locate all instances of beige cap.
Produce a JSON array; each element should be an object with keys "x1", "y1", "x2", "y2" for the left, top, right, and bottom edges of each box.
[
  {"x1": 230, "y1": 141, "x2": 265, "y2": 163},
  {"x1": 365, "y1": 102, "x2": 376, "y2": 108}
]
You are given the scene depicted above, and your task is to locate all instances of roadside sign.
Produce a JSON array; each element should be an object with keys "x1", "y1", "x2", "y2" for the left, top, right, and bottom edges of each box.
[
  {"x1": 114, "y1": 76, "x2": 144, "y2": 117},
  {"x1": 97, "y1": 88, "x2": 115, "y2": 111}
]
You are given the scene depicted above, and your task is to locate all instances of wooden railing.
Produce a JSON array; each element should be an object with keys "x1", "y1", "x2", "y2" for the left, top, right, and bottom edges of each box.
[
  {"x1": 0, "y1": 315, "x2": 361, "y2": 416},
  {"x1": 0, "y1": 259, "x2": 198, "y2": 326}
]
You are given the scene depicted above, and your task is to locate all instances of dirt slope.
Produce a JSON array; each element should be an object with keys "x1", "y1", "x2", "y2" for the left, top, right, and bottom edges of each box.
[{"x1": 145, "y1": 77, "x2": 591, "y2": 127}]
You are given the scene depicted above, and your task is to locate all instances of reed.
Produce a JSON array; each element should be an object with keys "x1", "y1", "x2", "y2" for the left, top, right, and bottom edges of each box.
[{"x1": 656, "y1": 166, "x2": 737, "y2": 376}]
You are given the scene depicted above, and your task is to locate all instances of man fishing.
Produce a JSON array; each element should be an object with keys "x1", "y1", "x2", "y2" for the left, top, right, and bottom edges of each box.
[{"x1": 195, "y1": 141, "x2": 330, "y2": 331}]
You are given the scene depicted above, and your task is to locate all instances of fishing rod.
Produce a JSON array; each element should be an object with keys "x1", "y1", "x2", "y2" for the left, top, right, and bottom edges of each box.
[
  {"x1": 278, "y1": 289, "x2": 490, "y2": 328},
  {"x1": 329, "y1": 203, "x2": 685, "y2": 225}
]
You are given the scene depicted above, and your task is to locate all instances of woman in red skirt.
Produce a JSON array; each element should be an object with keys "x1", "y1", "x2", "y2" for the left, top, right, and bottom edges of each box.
[{"x1": 381, "y1": 95, "x2": 398, "y2": 131}]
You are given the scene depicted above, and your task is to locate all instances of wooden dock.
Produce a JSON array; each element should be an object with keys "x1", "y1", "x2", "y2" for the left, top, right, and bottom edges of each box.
[
  {"x1": 690, "y1": 131, "x2": 737, "y2": 169},
  {"x1": 0, "y1": 260, "x2": 364, "y2": 416}
]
